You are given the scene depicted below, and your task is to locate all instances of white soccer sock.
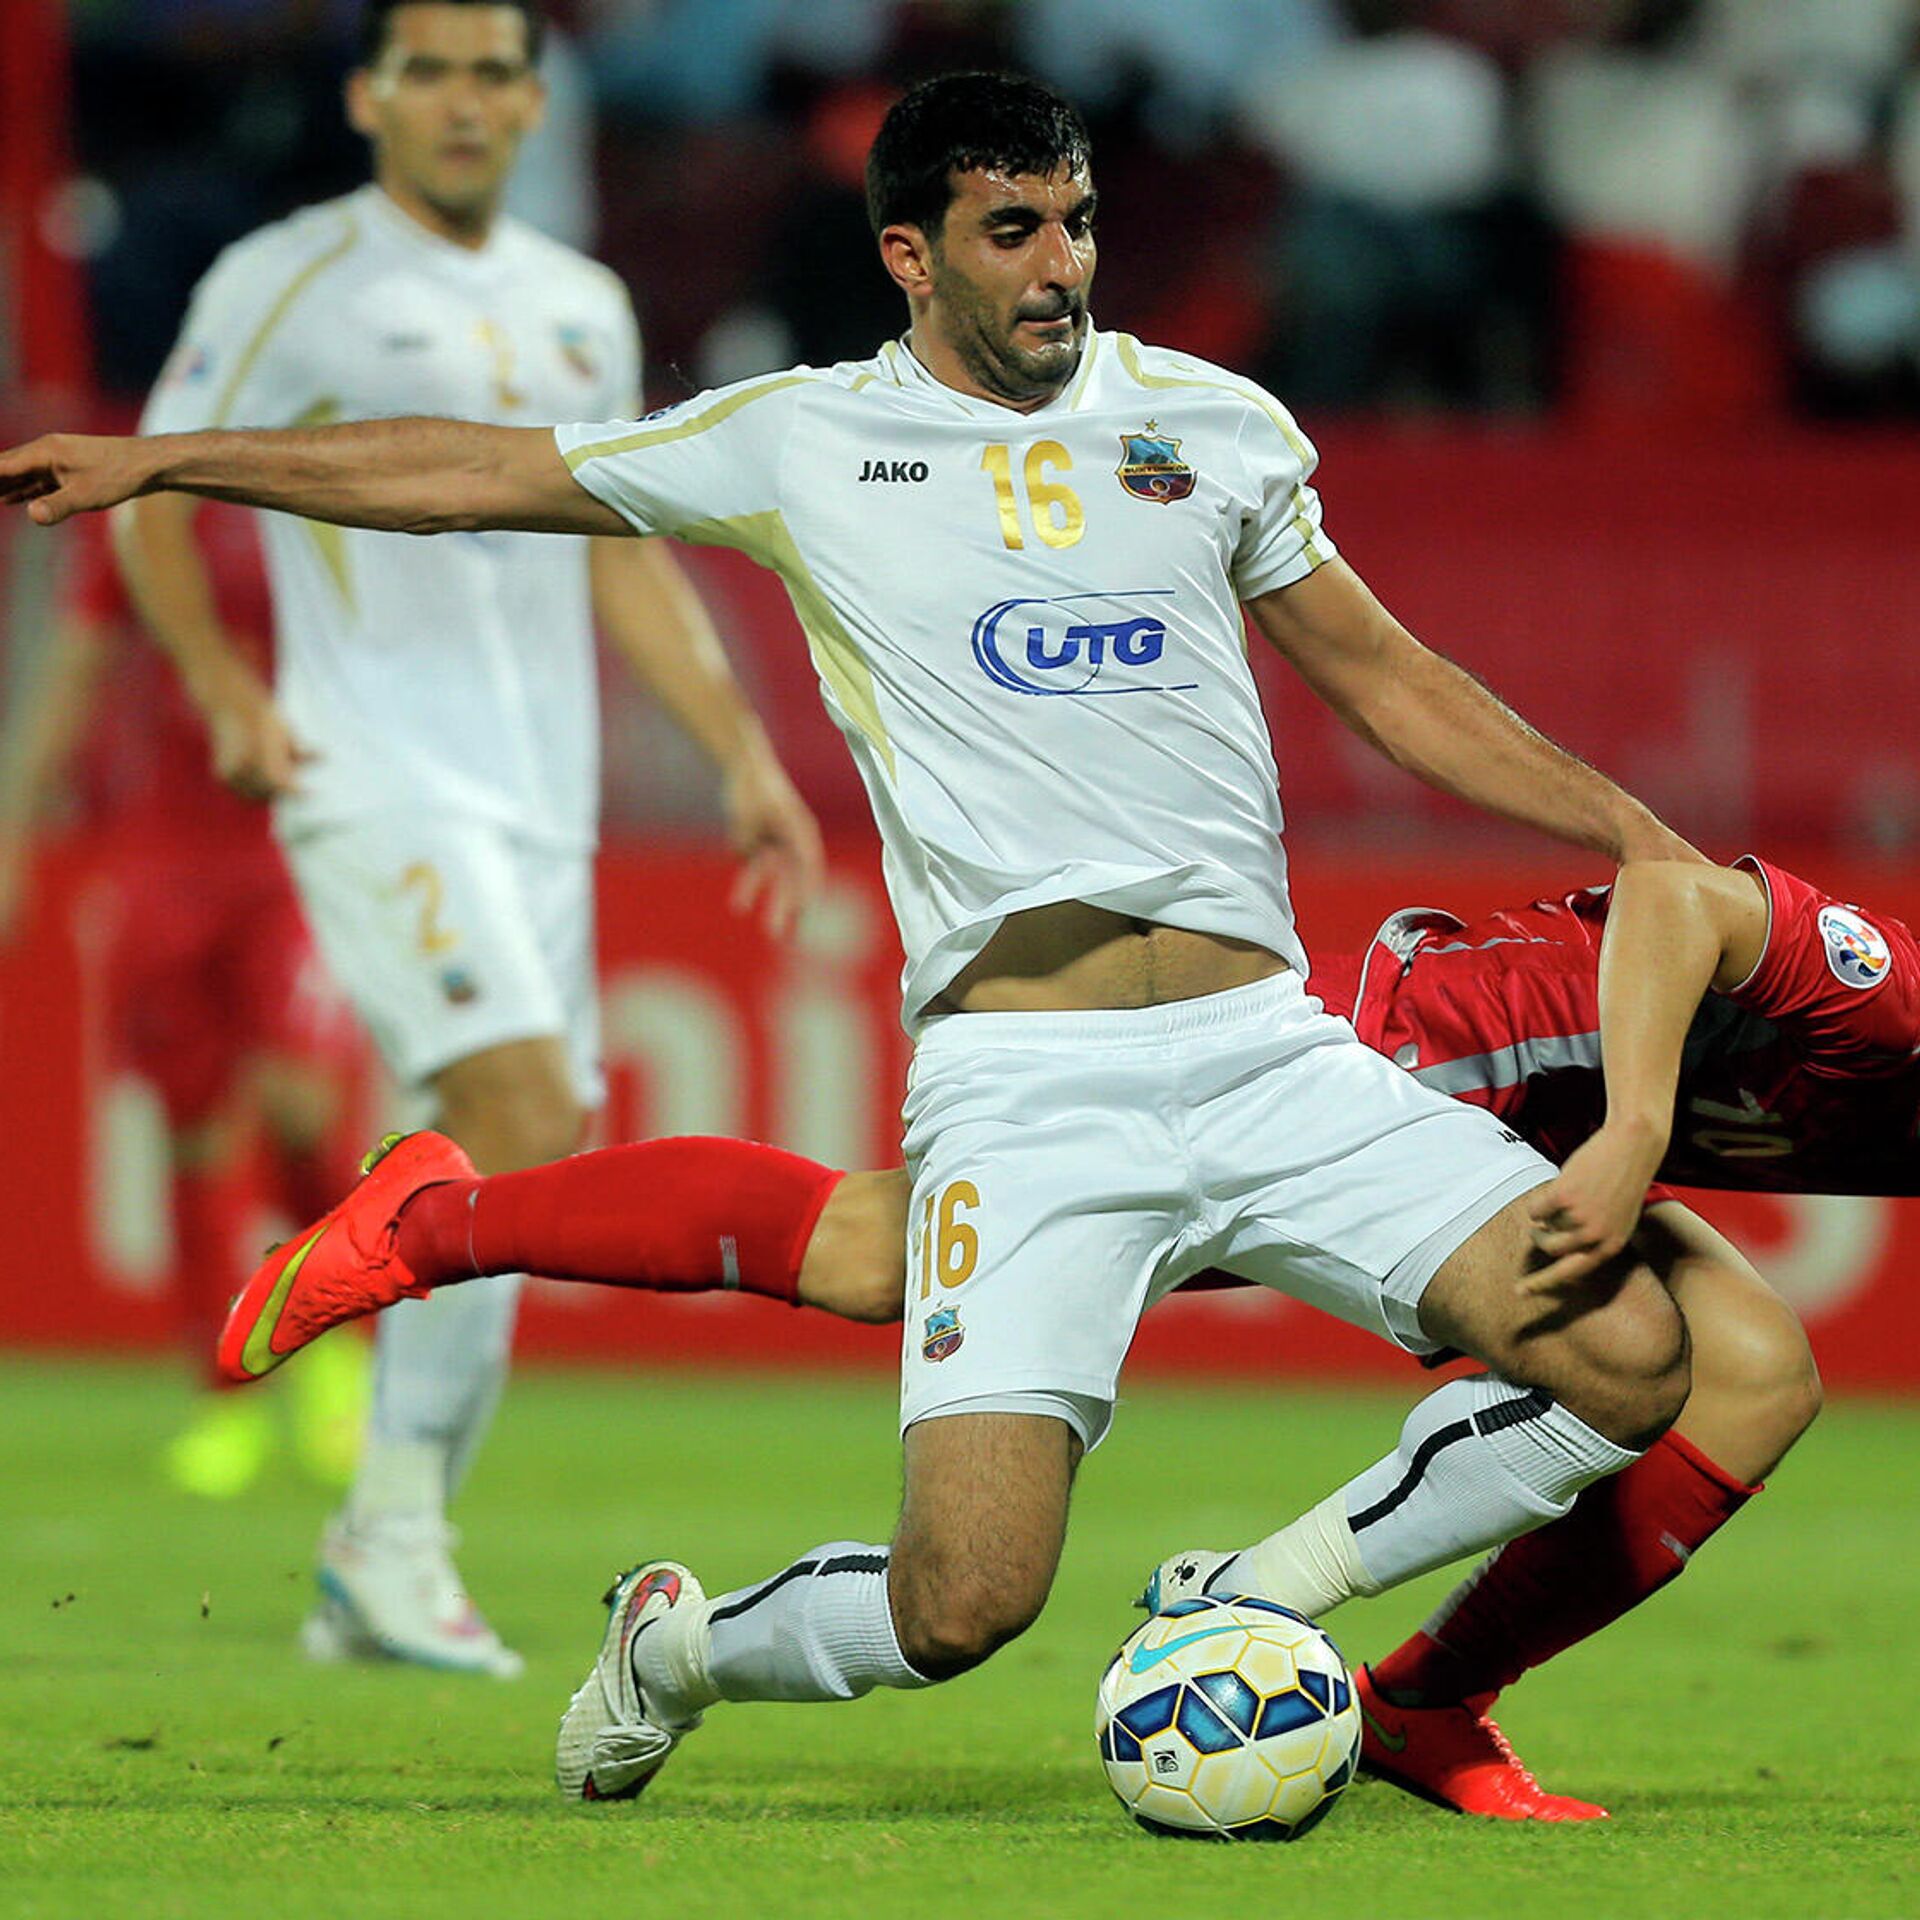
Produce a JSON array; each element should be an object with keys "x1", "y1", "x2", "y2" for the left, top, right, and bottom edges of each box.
[
  {"x1": 361, "y1": 1273, "x2": 523, "y2": 1507},
  {"x1": 1216, "y1": 1489, "x2": 1380, "y2": 1619},
  {"x1": 636, "y1": 1542, "x2": 932, "y2": 1721},
  {"x1": 1224, "y1": 1376, "x2": 1639, "y2": 1613}
]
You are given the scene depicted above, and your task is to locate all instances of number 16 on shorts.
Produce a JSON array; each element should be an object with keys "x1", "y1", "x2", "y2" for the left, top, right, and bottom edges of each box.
[{"x1": 915, "y1": 1180, "x2": 979, "y2": 1363}]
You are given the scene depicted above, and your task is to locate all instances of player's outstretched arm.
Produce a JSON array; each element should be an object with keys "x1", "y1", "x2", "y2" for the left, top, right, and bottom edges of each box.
[
  {"x1": 1245, "y1": 561, "x2": 1701, "y2": 866},
  {"x1": 1528, "y1": 861, "x2": 1769, "y2": 1286},
  {"x1": 0, "y1": 420, "x2": 629, "y2": 537}
]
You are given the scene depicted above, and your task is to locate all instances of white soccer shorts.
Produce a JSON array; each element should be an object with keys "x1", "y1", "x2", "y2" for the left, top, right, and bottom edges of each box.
[
  {"x1": 898, "y1": 969, "x2": 1552, "y2": 1450},
  {"x1": 283, "y1": 813, "x2": 602, "y2": 1105}
]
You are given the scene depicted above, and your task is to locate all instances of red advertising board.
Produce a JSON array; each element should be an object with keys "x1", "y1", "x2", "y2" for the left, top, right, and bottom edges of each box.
[{"x1": 3, "y1": 839, "x2": 1916, "y2": 1393}]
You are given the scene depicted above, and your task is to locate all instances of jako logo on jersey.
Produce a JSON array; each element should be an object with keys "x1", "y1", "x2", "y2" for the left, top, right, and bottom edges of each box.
[
  {"x1": 971, "y1": 590, "x2": 1199, "y2": 697},
  {"x1": 1116, "y1": 421, "x2": 1195, "y2": 504},
  {"x1": 1818, "y1": 904, "x2": 1892, "y2": 989},
  {"x1": 858, "y1": 459, "x2": 929, "y2": 482}
]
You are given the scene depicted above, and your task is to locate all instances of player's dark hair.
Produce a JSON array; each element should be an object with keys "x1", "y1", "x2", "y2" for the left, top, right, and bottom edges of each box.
[
  {"x1": 357, "y1": 0, "x2": 546, "y2": 68},
  {"x1": 865, "y1": 72, "x2": 1092, "y2": 240}
]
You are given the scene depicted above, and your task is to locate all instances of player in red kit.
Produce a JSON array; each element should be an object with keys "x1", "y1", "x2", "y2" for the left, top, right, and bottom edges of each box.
[
  {"x1": 221, "y1": 854, "x2": 1881, "y2": 1815},
  {"x1": 0, "y1": 508, "x2": 365, "y2": 1495}
]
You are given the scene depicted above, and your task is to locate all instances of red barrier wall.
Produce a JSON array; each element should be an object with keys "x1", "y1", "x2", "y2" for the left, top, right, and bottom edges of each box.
[
  {"x1": 693, "y1": 429, "x2": 1920, "y2": 856},
  {"x1": 5, "y1": 840, "x2": 1917, "y2": 1391}
]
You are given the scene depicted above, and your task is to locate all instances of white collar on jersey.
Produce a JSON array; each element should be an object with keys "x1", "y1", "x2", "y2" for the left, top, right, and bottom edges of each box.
[
  {"x1": 882, "y1": 323, "x2": 1104, "y2": 417},
  {"x1": 359, "y1": 183, "x2": 514, "y2": 277}
]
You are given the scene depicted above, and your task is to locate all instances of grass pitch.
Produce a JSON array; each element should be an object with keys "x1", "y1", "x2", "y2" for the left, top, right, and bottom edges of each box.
[{"x1": 2, "y1": 1355, "x2": 1916, "y2": 1920}]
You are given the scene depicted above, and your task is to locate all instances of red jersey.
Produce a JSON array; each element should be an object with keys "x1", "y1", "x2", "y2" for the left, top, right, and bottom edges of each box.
[
  {"x1": 1315, "y1": 857, "x2": 1920, "y2": 1197},
  {"x1": 65, "y1": 508, "x2": 274, "y2": 845}
]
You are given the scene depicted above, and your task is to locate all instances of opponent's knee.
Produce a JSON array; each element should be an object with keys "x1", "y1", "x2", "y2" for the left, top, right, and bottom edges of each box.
[
  {"x1": 1692, "y1": 1294, "x2": 1823, "y2": 1467},
  {"x1": 799, "y1": 1171, "x2": 909, "y2": 1325}
]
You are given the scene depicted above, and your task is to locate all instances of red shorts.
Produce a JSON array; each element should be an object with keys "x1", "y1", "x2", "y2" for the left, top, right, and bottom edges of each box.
[{"x1": 95, "y1": 838, "x2": 353, "y2": 1127}]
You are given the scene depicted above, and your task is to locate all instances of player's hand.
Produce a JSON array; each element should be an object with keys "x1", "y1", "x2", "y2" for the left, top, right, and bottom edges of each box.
[
  {"x1": 722, "y1": 753, "x2": 825, "y2": 941},
  {"x1": 1523, "y1": 1119, "x2": 1666, "y2": 1293},
  {"x1": 0, "y1": 434, "x2": 163, "y2": 527},
  {"x1": 194, "y1": 658, "x2": 315, "y2": 802}
]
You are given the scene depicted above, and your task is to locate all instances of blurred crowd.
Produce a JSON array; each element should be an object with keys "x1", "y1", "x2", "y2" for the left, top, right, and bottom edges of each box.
[{"x1": 62, "y1": 0, "x2": 1920, "y2": 424}]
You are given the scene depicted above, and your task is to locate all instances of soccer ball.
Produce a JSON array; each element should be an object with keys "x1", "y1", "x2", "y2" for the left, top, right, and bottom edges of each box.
[{"x1": 1095, "y1": 1595, "x2": 1360, "y2": 1841}]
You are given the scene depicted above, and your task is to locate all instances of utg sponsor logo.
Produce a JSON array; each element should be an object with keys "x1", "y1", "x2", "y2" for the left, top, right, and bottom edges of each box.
[{"x1": 970, "y1": 591, "x2": 1198, "y2": 697}]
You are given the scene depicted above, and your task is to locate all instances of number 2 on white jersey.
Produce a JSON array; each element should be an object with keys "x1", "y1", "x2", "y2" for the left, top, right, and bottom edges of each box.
[{"x1": 980, "y1": 442, "x2": 1085, "y2": 551}]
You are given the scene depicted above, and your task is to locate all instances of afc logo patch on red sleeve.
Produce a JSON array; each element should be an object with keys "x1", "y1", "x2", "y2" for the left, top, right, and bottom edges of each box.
[{"x1": 1817, "y1": 905, "x2": 1893, "y2": 991}]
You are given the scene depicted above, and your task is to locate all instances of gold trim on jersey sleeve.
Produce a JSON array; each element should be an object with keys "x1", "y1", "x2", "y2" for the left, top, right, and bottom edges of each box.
[
  {"x1": 212, "y1": 217, "x2": 362, "y2": 427},
  {"x1": 289, "y1": 397, "x2": 353, "y2": 608},
  {"x1": 1112, "y1": 332, "x2": 1326, "y2": 569},
  {"x1": 673, "y1": 509, "x2": 896, "y2": 779},
  {"x1": 562, "y1": 374, "x2": 813, "y2": 470}
]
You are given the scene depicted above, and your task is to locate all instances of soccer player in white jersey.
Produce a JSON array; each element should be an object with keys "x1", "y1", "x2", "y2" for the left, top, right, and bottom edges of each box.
[
  {"x1": 108, "y1": 0, "x2": 823, "y2": 1677},
  {"x1": 5, "y1": 73, "x2": 1703, "y2": 1797}
]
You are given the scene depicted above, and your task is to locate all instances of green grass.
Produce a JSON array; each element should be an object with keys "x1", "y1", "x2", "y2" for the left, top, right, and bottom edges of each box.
[{"x1": 2, "y1": 1357, "x2": 1917, "y2": 1920}]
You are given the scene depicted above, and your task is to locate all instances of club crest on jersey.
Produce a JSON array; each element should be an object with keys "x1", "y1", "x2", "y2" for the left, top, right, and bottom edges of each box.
[
  {"x1": 1116, "y1": 421, "x2": 1195, "y2": 504},
  {"x1": 1818, "y1": 905, "x2": 1891, "y2": 989},
  {"x1": 557, "y1": 324, "x2": 600, "y2": 381},
  {"x1": 971, "y1": 589, "x2": 1199, "y2": 698},
  {"x1": 921, "y1": 1308, "x2": 964, "y2": 1363}
]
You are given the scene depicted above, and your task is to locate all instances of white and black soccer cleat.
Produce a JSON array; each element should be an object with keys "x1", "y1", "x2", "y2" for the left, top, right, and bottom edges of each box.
[
  {"x1": 556, "y1": 1560, "x2": 705, "y2": 1802},
  {"x1": 1135, "y1": 1547, "x2": 1236, "y2": 1615}
]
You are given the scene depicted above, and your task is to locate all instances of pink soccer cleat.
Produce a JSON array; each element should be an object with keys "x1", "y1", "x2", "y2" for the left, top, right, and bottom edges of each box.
[
  {"x1": 216, "y1": 1130, "x2": 474, "y2": 1384},
  {"x1": 1354, "y1": 1664, "x2": 1610, "y2": 1822}
]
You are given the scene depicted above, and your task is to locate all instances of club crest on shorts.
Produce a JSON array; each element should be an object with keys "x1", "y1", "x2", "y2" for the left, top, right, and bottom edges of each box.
[
  {"x1": 1116, "y1": 422, "x2": 1195, "y2": 504},
  {"x1": 439, "y1": 965, "x2": 480, "y2": 1005},
  {"x1": 921, "y1": 1307, "x2": 964, "y2": 1363},
  {"x1": 1818, "y1": 905, "x2": 1891, "y2": 989}
]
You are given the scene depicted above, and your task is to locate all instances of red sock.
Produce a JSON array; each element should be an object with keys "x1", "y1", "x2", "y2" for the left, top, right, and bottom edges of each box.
[
  {"x1": 1370, "y1": 1430, "x2": 1761, "y2": 1705},
  {"x1": 393, "y1": 1137, "x2": 843, "y2": 1307},
  {"x1": 173, "y1": 1160, "x2": 255, "y2": 1384}
]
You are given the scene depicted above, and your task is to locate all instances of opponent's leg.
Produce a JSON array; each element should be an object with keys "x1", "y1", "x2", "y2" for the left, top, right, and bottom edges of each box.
[
  {"x1": 1371, "y1": 1202, "x2": 1818, "y2": 1709},
  {"x1": 557, "y1": 1412, "x2": 1074, "y2": 1800},
  {"x1": 218, "y1": 1143, "x2": 899, "y2": 1380}
]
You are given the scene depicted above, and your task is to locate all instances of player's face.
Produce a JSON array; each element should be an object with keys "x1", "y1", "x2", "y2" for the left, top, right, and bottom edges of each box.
[
  {"x1": 347, "y1": 4, "x2": 543, "y2": 236},
  {"x1": 924, "y1": 164, "x2": 1097, "y2": 407}
]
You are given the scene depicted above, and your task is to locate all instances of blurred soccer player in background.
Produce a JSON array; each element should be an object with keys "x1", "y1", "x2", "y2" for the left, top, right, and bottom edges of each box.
[
  {"x1": 0, "y1": 505, "x2": 368, "y2": 1501},
  {"x1": 110, "y1": 0, "x2": 822, "y2": 1677}
]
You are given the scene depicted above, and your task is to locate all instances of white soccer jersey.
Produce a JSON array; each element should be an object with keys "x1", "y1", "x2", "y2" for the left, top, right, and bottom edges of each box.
[
  {"x1": 144, "y1": 185, "x2": 640, "y2": 850},
  {"x1": 557, "y1": 329, "x2": 1335, "y2": 1027}
]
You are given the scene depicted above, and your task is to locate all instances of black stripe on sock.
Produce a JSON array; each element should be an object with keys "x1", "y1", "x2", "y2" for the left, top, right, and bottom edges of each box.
[
  {"x1": 1348, "y1": 1392, "x2": 1553, "y2": 1534},
  {"x1": 1474, "y1": 1387, "x2": 1553, "y2": 1436},
  {"x1": 1349, "y1": 1418, "x2": 1475, "y2": 1533},
  {"x1": 708, "y1": 1551, "x2": 889, "y2": 1624},
  {"x1": 819, "y1": 1552, "x2": 889, "y2": 1576},
  {"x1": 709, "y1": 1559, "x2": 819, "y2": 1624}
]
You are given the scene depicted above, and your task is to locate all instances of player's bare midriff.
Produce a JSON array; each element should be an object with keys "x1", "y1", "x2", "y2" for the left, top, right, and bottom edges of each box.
[{"x1": 934, "y1": 901, "x2": 1289, "y2": 1015}]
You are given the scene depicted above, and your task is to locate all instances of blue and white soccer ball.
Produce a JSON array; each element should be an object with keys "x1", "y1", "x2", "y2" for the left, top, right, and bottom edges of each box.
[{"x1": 1095, "y1": 1595, "x2": 1360, "y2": 1841}]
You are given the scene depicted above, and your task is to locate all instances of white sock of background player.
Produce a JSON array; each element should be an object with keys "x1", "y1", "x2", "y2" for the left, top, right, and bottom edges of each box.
[{"x1": 346, "y1": 1272, "x2": 524, "y2": 1529}]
